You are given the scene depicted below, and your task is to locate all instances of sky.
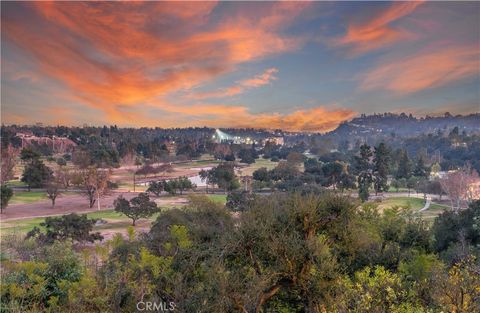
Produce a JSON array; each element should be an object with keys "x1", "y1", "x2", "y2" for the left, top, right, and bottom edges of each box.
[{"x1": 1, "y1": 1, "x2": 479, "y2": 132}]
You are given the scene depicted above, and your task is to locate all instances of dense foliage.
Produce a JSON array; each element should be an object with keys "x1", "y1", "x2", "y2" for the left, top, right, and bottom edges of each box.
[{"x1": 1, "y1": 195, "x2": 479, "y2": 312}]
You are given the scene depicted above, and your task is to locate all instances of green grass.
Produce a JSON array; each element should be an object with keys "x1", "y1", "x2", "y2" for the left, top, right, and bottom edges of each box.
[
  {"x1": 0, "y1": 217, "x2": 47, "y2": 234},
  {"x1": 5, "y1": 180, "x2": 27, "y2": 187},
  {"x1": 9, "y1": 191, "x2": 48, "y2": 204},
  {"x1": 240, "y1": 158, "x2": 277, "y2": 176},
  {"x1": 207, "y1": 194, "x2": 227, "y2": 204},
  {"x1": 0, "y1": 209, "x2": 165, "y2": 236},
  {"x1": 420, "y1": 202, "x2": 449, "y2": 222},
  {"x1": 175, "y1": 159, "x2": 220, "y2": 168},
  {"x1": 378, "y1": 197, "x2": 425, "y2": 211},
  {"x1": 387, "y1": 186, "x2": 409, "y2": 193},
  {"x1": 9, "y1": 191, "x2": 78, "y2": 204}
]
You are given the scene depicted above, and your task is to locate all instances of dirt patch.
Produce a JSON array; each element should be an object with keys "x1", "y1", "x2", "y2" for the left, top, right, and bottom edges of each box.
[{"x1": 0, "y1": 192, "x2": 187, "y2": 221}]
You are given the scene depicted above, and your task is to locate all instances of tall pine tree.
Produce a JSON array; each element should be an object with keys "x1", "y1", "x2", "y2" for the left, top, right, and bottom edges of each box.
[
  {"x1": 396, "y1": 149, "x2": 411, "y2": 179},
  {"x1": 373, "y1": 143, "x2": 390, "y2": 194},
  {"x1": 413, "y1": 156, "x2": 429, "y2": 178},
  {"x1": 355, "y1": 144, "x2": 373, "y2": 202}
]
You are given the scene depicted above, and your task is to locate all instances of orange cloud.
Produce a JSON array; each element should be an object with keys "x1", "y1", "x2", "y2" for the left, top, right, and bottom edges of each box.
[
  {"x1": 360, "y1": 45, "x2": 479, "y2": 94},
  {"x1": 3, "y1": 2, "x2": 354, "y2": 133},
  {"x1": 241, "y1": 106, "x2": 356, "y2": 132},
  {"x1": 2, "y1": 2, "x2": 307, "y2": 117},
  {"x1": 191, "y1": 68, "x2": 278, "y2": 99},
  {"x1": 155, "y1": 103, "x2": 355, "y2": 132},
  {"x1": 334, "y1": 2, "x2": 423, "y2": 55}
]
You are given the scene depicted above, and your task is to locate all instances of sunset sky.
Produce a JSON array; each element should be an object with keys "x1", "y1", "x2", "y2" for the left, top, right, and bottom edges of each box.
[{"x1": 1, "y1": 1, "x2": 479, "y2": 131}]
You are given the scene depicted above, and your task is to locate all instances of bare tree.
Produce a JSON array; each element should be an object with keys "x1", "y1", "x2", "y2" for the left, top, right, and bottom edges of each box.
[
  {"x1": 74, "y1": 167, "x2": 111, "y2": 209},
  {"x1": 440, "y1": 165, "x2": 479, "y2": 211},
  {"x1": 1, "y1": 145, "x2": 17, "y2": 184},
  {"x1": 46, "y1": 179, "x2": 61, "y2": 208},
  {"x1": 55, "y1": 165, "x2": 72, "y2": 189}
]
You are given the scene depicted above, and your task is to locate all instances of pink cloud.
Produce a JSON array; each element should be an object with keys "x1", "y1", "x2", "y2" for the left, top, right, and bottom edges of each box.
[
  {"x1": 190, "y1": 68, "x2": 278, "y2": 99},
  {"x1": 333, "y1": 1, "x2": 423, "y2": 55},
  {"x1": 2, "y1": 2, "x2": 307, "y2": 118},
  {"x1": 360, "y1": 45, "x2": 479, "y2": 94}
]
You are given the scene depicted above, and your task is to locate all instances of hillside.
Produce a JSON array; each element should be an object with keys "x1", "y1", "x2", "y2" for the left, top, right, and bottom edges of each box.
[{"x1": 327, "y1": 113, "x2": 480, "y2": 139}]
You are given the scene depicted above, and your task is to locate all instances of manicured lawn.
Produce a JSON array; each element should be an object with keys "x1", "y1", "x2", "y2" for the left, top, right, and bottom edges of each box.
[
  {"x1": 207, "y1": 194, "x2": 227, "y2": 204},
  {"x1": 239, "y1": 158, "x2": 278, "y2": 176},
  {"x1": 9, "y1": 191, "x2": 78, "y2": 204},
  {"x1": 378, "y1": 197, "x2": 425, "y2": 211},
  {"x1": 9, "y1": 191, "x2": 48, "y2": 204}
]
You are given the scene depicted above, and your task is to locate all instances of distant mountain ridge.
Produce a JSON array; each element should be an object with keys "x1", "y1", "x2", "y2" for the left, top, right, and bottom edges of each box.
[{"x1": 326, "y1": 112, "x2": 480, "y2": 139}]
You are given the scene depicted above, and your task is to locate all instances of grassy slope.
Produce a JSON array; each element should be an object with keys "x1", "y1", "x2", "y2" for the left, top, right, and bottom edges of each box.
[{"x1": 239, "y1": 158, "x2": 278, "y2": 176}]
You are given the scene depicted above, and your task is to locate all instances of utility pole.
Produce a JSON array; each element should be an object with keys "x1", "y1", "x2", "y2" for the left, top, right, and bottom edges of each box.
[{"x1": 97, "y1": 188, "x2": 101, "y2": 211}]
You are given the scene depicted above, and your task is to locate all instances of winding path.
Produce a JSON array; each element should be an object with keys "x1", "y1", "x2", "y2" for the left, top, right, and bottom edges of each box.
[{"x1": 418, "y1": 196, "x2": 431, "y2": 212}]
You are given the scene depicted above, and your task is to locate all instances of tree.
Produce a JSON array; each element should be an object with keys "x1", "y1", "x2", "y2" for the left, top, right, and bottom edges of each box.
[
  {"x1": 217, "y1": 193, "x2": 347, "y2": 312},
  {"x1": 440, "y1": 165, "x2": 480, "y2": 210},
  {"x1": 373, "y1": 143, "x2": 390, "y2": 194},
  {"x1": 432, "y1": 256, "x2": 480, "y2": 313},
  {"x1": 286, "y1": 151, "x2": 304, "y2": 166},
  {"x1": 322, "y1": 161, "x2": 344, "y2": 190},
  {"x1": 391, "y1": 179, "x2": 401, "y2": 192},
  {"x1": 135, "y1": 164, "x2": 156, "y2": 178},
  {"x1": 114, "y1": 193, "x2": 159, "y2": 226},
  {"x1": 431, "y1": 200, "x2": 480, "y2": 257},
  {"x1": 335, "y1": 266, "x2": 411, "y2": 313},
  {"x1": 413, "y1": 156, "x2": 429, "y2": 179},
  {"x1": 238, "y1": 148, "x2": 257, "y2": 164},
  {"x1": 0, "y1": 184, "x2": 13, "y2": 213},
  {"x1": 199, "y1": 169, "x2": 211, "y2": 193},
  {"x1": 55, "y1": 165, "x2": 72, "y2": 189},
  {"x1": 73, "y1": 167, "x2": 110, "y2": 209},
  {"x1": 208, "y1": 162, "x2": 239, "y2": 193},
  {"x1": 21, "y1": 159, "x2": 53, "y2": 191},
  {"x1": 26, "y1": 213, "x2": 103, "y2": 244},
  {"x1": 396, "y1": 149, "x2": 411, "y2": 179},
  {"x1": 252, "y1": 167, "x2": 270, "y2": 182},
  {"x1": 407, "y1": 176, "x2": 418, "y2": 196},
  {"x1": 46, "y1": 178, "x2": 62, "y2": 208},
  {"x1": 426, "y1": 179, "x2": 444, "y2": 200},
  {"x1": 177, "y1": 176, "x2": 195, "y2": 195},
  {"x1": 20, "y1": 147, "x2": 40, "y2": 163},
  {"x1": 226, "y1": 190, "x2": 256, "y2": 212},
  {"x1": 147, "y1": 181, "x2": 164, "y2": 196},
  {"x1": 338, "y1": 172, "x2": 356, "y2": 192},
  {"x1": 431, "y1": 162, "x2": 441, "y2": 177},
  {"x1": 355, "y1": 144, "x2": 373, "y2": 202},
  {"x1": 1, "y1": 145, "x2": 17, "y2": 183}
]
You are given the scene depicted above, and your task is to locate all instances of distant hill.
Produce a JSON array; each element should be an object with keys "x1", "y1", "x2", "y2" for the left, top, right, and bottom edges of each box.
[{"x1": 326, "y1": 112, "x2": 480, "y2": 140}]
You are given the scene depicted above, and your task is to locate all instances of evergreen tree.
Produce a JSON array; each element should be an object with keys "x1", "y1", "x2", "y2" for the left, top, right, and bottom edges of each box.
[
  {"x1": 355, "y1": 144, "x2": 373, "y2": 202},
  {"x1": 413, "y1": 156, "x2": 429, "y2": 178},
  {"x1": 21, "y1": 159, "x2": 53, "y2": 191},
  {"x1": 396, "y1": 149, "x2": 411, "y2": 179},
  {"x1": 0, "y1": 184, "x2": 13, "y2": 213},
  {"x1": 373, "y1": 143, "x2": 390, "y2": 194},
  {"x1": 114, "y1": 193, "x2": 159, "y2": 226}
]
